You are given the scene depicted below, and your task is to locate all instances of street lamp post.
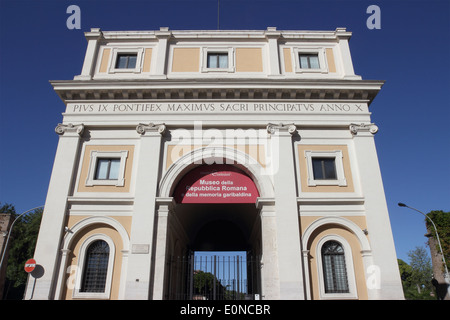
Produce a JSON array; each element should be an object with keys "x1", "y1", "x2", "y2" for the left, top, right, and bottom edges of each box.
[
  {"x1": 398, "y1": 202, "x2": 450, "y2": 298},
  {"x1": 0, "y1": 206, "x2": 44, "y2": 272}
]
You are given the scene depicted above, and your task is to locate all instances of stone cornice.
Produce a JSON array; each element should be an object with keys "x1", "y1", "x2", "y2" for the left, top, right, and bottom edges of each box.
[
  {"x1": 51, "y1": 79, "x2": 384, "y2": 105},
  {"x1": 97, "y1": 27, "x2": 351, "y2": 41}
]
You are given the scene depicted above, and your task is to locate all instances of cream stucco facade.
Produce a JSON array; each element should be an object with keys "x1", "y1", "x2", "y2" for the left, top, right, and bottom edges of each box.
[{"x1": 25, "y1": 27, "x2": 404, "y2": 300}]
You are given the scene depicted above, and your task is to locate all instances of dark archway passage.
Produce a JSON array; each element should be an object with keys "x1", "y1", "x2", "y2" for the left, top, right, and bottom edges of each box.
[
  {"x1": 164, "y1": 203, "x2": 262, "y2": 300},
  {"x1": 164, "y1": 164, "x2": 262, "y2": 300},
  {"x1": 193, "y1": 219, "x2": 248, "y2": 251}
]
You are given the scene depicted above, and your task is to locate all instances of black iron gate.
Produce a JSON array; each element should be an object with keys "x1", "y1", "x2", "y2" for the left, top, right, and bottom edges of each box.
[{"x1": 166, "y1": 252, "x2": 261, "y2": 300}]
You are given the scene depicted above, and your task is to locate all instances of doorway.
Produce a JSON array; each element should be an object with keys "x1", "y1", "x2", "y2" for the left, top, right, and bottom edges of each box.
[{"x1": 164, "y1": 203, "x2": 262, "y2": 300}]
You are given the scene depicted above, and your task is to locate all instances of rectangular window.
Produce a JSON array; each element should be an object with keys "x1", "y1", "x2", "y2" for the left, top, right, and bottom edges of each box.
[
  {"x1": 115, "y1": 53, "x2": 137, "y2": 69},
  {"x1": 85, "y1": 150, "x2": 129, "y2": 187},
  {"x1": 305, "y1": 150, "x2": 347, "y2": 187},
  {"x1": 312, "y1": 158, "x2": 337, "y2": 180},
  {"x1": 95, "y1": 158, "x2": 121, "y2": 180},
  {"x1": 207, "y1": 53, "x2": 228, "y2": 69},
  {"x1": 299, "y1": 54, "x2": 320, "y2": 69}
]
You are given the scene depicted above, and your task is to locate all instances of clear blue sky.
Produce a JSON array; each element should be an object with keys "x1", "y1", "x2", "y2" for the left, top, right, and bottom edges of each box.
[{"x1": 0, "y1": 0, "x2": 449, "y2": 263}]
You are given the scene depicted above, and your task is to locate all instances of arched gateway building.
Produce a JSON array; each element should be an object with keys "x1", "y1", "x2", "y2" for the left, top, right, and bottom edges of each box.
[{"x1": 25, "y1": 27, "x2": 404, "y2": 300}]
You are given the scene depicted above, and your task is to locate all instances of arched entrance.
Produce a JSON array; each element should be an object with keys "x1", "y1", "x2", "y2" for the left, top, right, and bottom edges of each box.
[{"x1": 164, "y1": 163, "x2": 263, "y2": 300}]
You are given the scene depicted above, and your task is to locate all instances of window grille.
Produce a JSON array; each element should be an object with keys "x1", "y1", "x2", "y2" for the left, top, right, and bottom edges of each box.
[
  {"x1": 321, "y1": 240, "x2": 349, "y2": 293},
  {"x1": 81, "y1": 240, "x2": 110, "y2": 293}
]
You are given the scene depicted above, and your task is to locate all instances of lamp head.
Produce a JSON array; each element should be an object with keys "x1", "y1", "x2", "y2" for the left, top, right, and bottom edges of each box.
[{"x1": 398, "y1": 202, "x2": 407, "y2": 207}]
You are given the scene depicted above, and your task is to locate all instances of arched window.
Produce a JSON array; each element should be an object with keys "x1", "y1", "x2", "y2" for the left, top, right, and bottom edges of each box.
[
  {"x1": 321, "y1": 240, "x2": 349, "y2": 293},
  {"x1": 64, "y1": 226, "x2": 121, "y2": 300},
  {"x1": 80, "y1": 240, "x2": 110, "y2": 293}
]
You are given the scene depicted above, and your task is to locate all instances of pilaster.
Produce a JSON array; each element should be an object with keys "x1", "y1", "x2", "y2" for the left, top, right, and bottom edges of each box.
[
  {"x1": 337, "y1": 33, "x2": 360, "y2": 79},
  {"x1": 265, "y1": 27, "x2": 281, "y2": 77},
  {"x1": 25, "y1": 123, "x2": 84, "y2": 299},
  {"x1": 267, "y1": 123, "x2": 305, "y2": 299},
  {"x1": 350, "y1": 123, "x2": 404, "y2": 299},
  {"x1": 152, "y1": 197, "x2": 176, "y2": 300},
  {"x1": 123, "y1": 123, "x2": 165, "y2": 299},
  {"x1": 152, "y1": 27, "x2": 172, "y2": 78},
  {"x1": 256, "y1": 198, "x2": 280, "y2": 300},
  {"x1": 74, "y1": 28, "x2": 103, "y2": 80}
]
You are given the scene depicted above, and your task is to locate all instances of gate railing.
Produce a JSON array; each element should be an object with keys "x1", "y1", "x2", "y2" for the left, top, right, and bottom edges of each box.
[{"x1": 166, "y1": 253, "x2": 261, "y2": 300}]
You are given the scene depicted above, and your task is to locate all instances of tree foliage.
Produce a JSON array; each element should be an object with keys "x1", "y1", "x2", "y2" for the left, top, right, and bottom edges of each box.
[
  {"x1": 1, "y1": 203, "x2": 43, "y2": 289},
  {"x1": 193, "y1": 270, "x2": 245, "y2": 300},
  {"x1": 425, "y1": 210, "x2": 450, "y2": 266},
  {"x1": 398, "y1": 246, "x2": 434, "y2": 300}
]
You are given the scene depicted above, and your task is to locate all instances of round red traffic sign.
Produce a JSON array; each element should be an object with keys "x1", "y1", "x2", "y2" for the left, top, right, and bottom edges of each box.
[{"x1": 24, "y1": 258, "x2": 36, "y2": 273}]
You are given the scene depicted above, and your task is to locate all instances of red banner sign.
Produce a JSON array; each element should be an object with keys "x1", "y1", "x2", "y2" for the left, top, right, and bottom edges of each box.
[{"x1": 173, "y1": 165, "x2": 259, "y2": 204}]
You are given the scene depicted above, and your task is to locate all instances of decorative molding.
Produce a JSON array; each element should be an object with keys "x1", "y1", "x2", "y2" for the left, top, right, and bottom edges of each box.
[
  {"x1": 304, "y1": 150, "x2": 347, "y2": 187},
  {"x1": 136, "y1": 123, "x2": 166, "y2": 135},
  {"x1": 85, "y1": 27, "x2": 103, "y2": 40},
  {"x1": 85, "y1": 150, "x2": 129, "y2": 187},
  {"x1": 302, "y1": 250, "x2": 310, "y2": 258},
  {"x1": 264, "y1": 27, "x2": 281, "y2": 39},
  {"x1": 256, "y1": 197, "x2": 276, "y2": 217},
  {"x1": 266, "y1": 123, "x2": 297, "y2": 135},
  {"x1": 108, "y1": 47, "x2": 144, "y2": 75},
  {"x1": 67, "y1": 196, "x2": 134, "y2": 205},
  {"x1": 301, "y1": 216, "x2": 372, "y2": 252},
  {"x1": 98, "y1": 28, "x2": 350, "y2": 41},
  {"x1": 155, "y1": 197, "x2": 176, "y2": 216},
  {"x1": 154, "y1": 26, "x2": 172, "y2": 39},
  {"x1": 296, "y1": 196, "x2": 365, "y2": 206},
  {"x1": 349, "y1": 123, "x2": 378, "y2": 135},
  {"x1": 50, "y1": 79, "x2": 384, "y2": 103},
  {"x1": 256, "y1": 197, "x2": 276, "y2": 209},
  {"x1": 131, "y1": 244, "x2": 150, "y2": 254},
  {"x1": 159, "y1": 146, "x2": 275, "y2": 199},
  {"x1": 293, "y1": 47, "x2": 328, "y2": 74},
  {"x1": 155, "y1": 197, "x2": 176, "y2": 209},
  {"x1": 200, "y1": 47, "x2": 235, "y2": 73},
  {"x1": 55, "y1": 123, "x2": 84, "y2": 136}
]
